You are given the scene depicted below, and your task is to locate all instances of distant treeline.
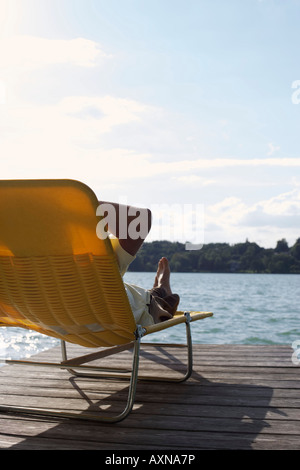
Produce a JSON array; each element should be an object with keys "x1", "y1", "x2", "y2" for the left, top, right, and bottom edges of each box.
[{"x1": 128, "y1": 238, "x2": 300, "y2": 274}]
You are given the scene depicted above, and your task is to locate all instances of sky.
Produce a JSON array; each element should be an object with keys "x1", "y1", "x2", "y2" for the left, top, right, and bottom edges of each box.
[{"x1": 0, "y1": 0, "x2": 300, "y2": 248}]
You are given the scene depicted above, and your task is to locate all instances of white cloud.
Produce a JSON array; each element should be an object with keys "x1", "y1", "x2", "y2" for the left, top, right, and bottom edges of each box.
[
  {"x1": 171, "y1": 175, "x2": 216, "y2": 186},
  {"x1": 256, "y1": 189, "x2": 300, "y2": 217},
  {"x1": 109, "y1": 157, "x2": 300, "y2": 180},
  {"x1": 1, "y1": 94, "x2": 150, "y2": 140},
  {"x1": 119, "y1": 156, "x2": 300, "y2": 181},
  {"x1": 0, "y1": 94, "x2": 153, "y2": 181},
  {"x1": 206, "y1": 197, "x2": 248, "y2": 227},
  {"x1": 267, "y1": 142, "x2": 280, "y2": 156},
  {"x1": 206, "y1": 190, "x2": 300, "y2": 228},
  {"x1": 0, "y1": 35, "x2": 110, "y2": 70},
  {"x1": 2, "y1": 90, "x2": 300, "y2": 184},
  {"x1": 204, "y1": 190, "x2": 300, "y2": 247},
  {"x1": 0, "y1": 79, "x2": 5, "y2": 104},
  {"x1": 60, "y1": 95, "x2": 149, "y2": 134}
]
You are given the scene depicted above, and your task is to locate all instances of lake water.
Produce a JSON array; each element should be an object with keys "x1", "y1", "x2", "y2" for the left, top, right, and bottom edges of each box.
[{"x1": 0, "y1": 272, "x2": 299, "y2": 360}]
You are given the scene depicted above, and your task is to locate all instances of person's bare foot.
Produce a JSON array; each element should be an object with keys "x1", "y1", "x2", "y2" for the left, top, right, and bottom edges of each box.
[{"x1": 153, "y1": 257, "x2": 172, "y2": 296}]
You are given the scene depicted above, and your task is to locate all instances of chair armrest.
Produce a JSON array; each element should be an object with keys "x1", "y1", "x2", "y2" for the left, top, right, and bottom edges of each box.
[{"x1": 142, "y1": 311, "x2": 213, "y2": 336}]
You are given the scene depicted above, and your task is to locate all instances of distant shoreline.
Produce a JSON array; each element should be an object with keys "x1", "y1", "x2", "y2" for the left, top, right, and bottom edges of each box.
[
  {"x1": 128, "y1": 238, "x2": 300, "y2": 274},
  {"x1": 127, "y1": 270, "x2": 300, "y2": 275}
]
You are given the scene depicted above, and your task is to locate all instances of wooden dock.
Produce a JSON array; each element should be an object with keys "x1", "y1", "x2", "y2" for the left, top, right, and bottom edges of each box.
[{"x1": 0, "y1": 343, "x2": 299, "y2": 450}]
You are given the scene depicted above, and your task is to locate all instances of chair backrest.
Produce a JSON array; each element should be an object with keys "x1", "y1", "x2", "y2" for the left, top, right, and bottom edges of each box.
[{"x1": 0, "y1": 179, "x2": 136, "y2": 347}]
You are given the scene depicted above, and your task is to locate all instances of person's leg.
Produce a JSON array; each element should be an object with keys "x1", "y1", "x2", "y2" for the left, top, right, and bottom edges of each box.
[
  {"x1": 152, "y1": 257, "x2": 172, "y2": 294},
  {"x1": 98, "y1": 201, "x2": 179, "y2": 324},
  {"x1": 148, "y1": 258, "x2": 180, "y2": 323}
]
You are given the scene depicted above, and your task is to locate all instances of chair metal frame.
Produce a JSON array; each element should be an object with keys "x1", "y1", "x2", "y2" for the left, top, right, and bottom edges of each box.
[{"x1": 0, "y1": 312, "x2": 197, "y2": 423}]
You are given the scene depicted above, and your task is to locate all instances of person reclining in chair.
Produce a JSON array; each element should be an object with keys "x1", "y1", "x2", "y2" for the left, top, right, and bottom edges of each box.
[{"x1": 98, "y1": 200, "x2": 180, "y2": 327}]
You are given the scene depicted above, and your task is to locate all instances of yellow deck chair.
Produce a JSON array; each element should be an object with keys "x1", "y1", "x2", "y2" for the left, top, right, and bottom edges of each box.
[{"x1": 0, "y1": 179, "x2": 212, "y2": 422}]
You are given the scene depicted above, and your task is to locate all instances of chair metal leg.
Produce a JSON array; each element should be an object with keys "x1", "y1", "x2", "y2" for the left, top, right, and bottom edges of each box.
[
  {"x1": 0, "y1": 314, "x2": 194, "y2": 422},
  {"x1": 0, "y1": 332, "x2": 142, "y2": 423},
  {"x1": 60, "y1": 340, "x2": 135, "y2": 378},
  {"x1": 137, "y1": 312, "x2": 193, "y2": 383},
  {"x1": 60, "y1": 312, "x2": 193, "y2": 383}
]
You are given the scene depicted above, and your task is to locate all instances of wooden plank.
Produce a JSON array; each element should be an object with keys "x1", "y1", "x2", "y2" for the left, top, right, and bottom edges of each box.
[
  {"x1": 0, "y1": 413, "x2": 299, "y2": 450},
  {"x1": 0, "y1": 344, "x2": 299, "y2": 450}
]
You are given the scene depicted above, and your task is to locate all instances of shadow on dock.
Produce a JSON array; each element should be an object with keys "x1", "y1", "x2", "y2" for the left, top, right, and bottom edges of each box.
[{"x1": 3, "y1": 345, "x2": 282, "y2": 450}]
